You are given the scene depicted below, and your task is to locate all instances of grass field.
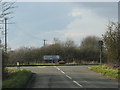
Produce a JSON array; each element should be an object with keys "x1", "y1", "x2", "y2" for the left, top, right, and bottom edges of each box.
[
  {"x1": 89, "y1": 65, "x2": 120, "y2": 79},
  {"x1": 2, "y1": 68, "x2": 32, "y2": 88}
]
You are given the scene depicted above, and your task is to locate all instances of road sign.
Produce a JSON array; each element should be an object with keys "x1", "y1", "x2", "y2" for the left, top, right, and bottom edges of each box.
[
  {"x1": 43, "y1": 55, "x2": 60, "y2": 60},
  {"x1": 98, "y1": 40, "x2": 103, "y2": 46}
]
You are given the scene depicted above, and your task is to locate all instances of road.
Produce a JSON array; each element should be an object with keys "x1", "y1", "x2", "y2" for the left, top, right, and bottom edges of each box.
[{"x1": 19, "y1": 66, "x2": 118, "y2": 88}]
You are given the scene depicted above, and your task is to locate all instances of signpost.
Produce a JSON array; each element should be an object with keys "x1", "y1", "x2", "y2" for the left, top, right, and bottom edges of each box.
[
  {"x1": 43, "y1": 55, "x2": 60, "y2": 60},
  {"x1": 17, "y1": 62, "x2": 20, "y2": 69},
  {"x1": 43, "y1": 55, "x2": 60, "y2": 63}
]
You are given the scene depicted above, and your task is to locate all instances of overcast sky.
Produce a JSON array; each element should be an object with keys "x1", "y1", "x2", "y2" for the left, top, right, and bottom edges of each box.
[{"x1": 1, "y1": 2, "x2": 117, "y2": 50}]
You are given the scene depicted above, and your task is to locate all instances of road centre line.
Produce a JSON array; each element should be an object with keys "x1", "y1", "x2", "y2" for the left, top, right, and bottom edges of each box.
[
  {"x1": 60, "y1": 70, "x2": 65, "y2": 74},
  {"x1": 66, "y1": 75, "x2": 72, "y2": 79},
  {"x1": 56, "y1": 67, "x2": 60, "y2": 70},
  {"x1": 54, "y1": 66, "x2": 60, "y2": 70},
  {"x1": 54, "y1": 66, "x2": 65, "y2": 74},
  {"x1": 73, "y1": 80, "x2": 83, "y2": 87},
  {"x1": 54, "y1": 66, "x2": 72, "y2": 79},
  {"x1": 54, "y1": 66, "x2": 83, "y2": 88}
]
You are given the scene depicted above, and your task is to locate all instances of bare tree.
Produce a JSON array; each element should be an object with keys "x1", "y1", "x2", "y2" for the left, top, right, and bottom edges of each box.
[
  {"x1": 0, "y1": 1, "x2": 15, "y2": 19},
  {"x1": 103, "y1": 22, "x2": 120, "y2": 66},
  {"x1": 79, "y1": 36, "x2": 102, "y2": 63},
  {"x1": 0, "y1": 0, "x2": 15, "y2": 79}
]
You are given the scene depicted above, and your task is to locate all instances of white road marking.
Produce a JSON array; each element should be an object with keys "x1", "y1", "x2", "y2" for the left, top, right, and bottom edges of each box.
[
  {"x1": 57, "y1": 67, "x2": 60, "y2": 70},
  {"x1": 37, "y1": 66, "x2": 46, "y2": 68},
  {"x1": 54, "y1": 66, "x2": 65, "y2": 74},
  {"x1": 66, "y1": 75, "x2": 72, "y2": 79},
  {"x1": 54, "y1": 66, "x2": 60, "y2": 70},
  {"x1": 60, "y1": 70, "x2": 65, "y2": 74},
  {"x1": 73, "y1": 80, "x2": 83, "y2": 87},
  {"x1": 54, "y1": 66, "x2": 83, "y2": 88},
  {"x1": 84, "y1": 81, "x2": 88, "y2": 83}
]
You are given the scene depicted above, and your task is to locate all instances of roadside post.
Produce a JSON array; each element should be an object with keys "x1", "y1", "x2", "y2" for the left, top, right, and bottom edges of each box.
[
  {"x1": 17, "y1": 61, "x2": 20, "y2": 69},
  {"x1": 0, "y1": 49, "x2": 2, "y2": 90},
  {"x1": 98, "y1": 40, "x2": 103, "y2": 65}
]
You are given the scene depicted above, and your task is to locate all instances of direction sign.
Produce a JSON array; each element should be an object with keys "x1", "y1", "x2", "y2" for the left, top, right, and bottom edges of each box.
[{"x1": 43, "y1": 55, "x2": 60, "y2": 60}]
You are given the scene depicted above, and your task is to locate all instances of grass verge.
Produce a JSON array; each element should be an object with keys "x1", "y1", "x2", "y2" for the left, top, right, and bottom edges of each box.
[
  {"x1": 6, "y1": 63, "x2": 99, "y2": 67},
  {"x1": 2, "y1": 68, "x2": 32, "y2": 88},
  {"x1": 89, "y1": 65, "x2": 120, "y2": 79}
]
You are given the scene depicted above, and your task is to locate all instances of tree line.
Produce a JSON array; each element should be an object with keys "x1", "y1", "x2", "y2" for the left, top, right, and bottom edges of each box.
[
  {"x1": 6, "y1": 22, "x2": 120, "y2": 67},
  {"x1": 7, "y1": 36, "x2": 104, "y2": 65}
]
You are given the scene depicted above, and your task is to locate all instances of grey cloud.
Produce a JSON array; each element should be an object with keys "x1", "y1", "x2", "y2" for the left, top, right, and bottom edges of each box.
[{"x1": 73, "y1": 2, "x2": 118, "y2": 19}]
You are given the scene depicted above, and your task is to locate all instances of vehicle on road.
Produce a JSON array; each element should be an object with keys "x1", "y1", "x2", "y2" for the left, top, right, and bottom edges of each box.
[{"x1": 58, "y1": 60, "x2": 65, "y2": 64}]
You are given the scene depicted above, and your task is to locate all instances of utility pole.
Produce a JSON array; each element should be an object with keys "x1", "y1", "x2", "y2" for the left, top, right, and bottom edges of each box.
[
  {"x1": 0, "y1": 39, "x2": 1, "y2": 48},
  {"x1": 0, "y1": 18, "x2": 12, "y2": 52},
  {"x1": 4, "y1": 18, "x2": 7, "y2": 52},
  {"x1": 43, "y1": 39, "x2": 46, "y2": 46}
]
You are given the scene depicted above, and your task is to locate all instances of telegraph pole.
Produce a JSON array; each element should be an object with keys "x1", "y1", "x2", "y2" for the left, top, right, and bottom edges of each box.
[
  {"x1": 43, "y1": 39, "x2": 46, "y2": 46},
  {"x1": 0, "y1": 18, "x2": 13, "y2": 52},
  {"x1": 0, "y1": 39, "x2": 1, "y2": 48},
  {"x1": 4, "y1": 18, "x2": 7, "y2": 52}
]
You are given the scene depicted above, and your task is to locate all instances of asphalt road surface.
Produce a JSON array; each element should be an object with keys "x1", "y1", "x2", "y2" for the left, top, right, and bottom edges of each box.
[{"x1": 19, "y1": 66, "x2": 118, "y2": 88}]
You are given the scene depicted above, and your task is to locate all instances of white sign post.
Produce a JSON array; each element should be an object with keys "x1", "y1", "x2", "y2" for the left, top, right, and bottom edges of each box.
[{"x1": 17, "y1": 62, "x2": 20, "y2": 69}]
